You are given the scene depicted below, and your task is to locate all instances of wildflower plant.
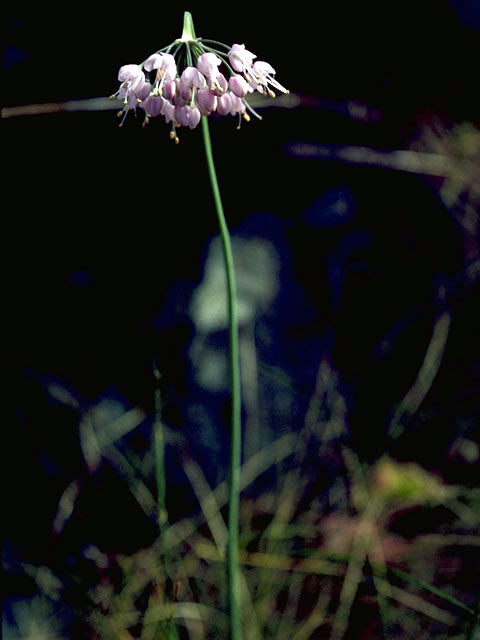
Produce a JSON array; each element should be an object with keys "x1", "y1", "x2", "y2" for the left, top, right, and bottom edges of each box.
[{"x1": 111, "y1": 11, "x2": 288, "y2": 640}]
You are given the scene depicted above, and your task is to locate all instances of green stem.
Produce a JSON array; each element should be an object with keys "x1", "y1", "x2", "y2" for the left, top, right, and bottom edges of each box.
[{"x1": 201, "y1": 114, "x2": 242, "y2": 640}]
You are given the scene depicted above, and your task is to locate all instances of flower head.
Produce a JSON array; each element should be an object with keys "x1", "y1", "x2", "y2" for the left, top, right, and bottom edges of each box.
[{"x1": 110, "y1": 19, "x2": 288, "y2": 139}]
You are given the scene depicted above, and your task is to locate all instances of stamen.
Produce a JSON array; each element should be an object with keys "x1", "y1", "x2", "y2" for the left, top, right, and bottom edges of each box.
[
  {"x1": 117, "y1": 109, "x2": 129, "y2": 127},
  {"x1": 244, "y1": 100, "x2": 262, "y2": 121}
]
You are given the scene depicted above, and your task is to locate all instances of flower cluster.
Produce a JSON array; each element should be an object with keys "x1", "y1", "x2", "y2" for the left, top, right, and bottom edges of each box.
[{"x1": 111, "y1": 34, "x2": 288, "y2": 142}]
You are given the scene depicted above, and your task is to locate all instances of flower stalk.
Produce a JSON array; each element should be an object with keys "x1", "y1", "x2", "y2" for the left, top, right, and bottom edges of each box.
[{"x1": 200, "y1": 113, "x2": 242, "y2": 640}]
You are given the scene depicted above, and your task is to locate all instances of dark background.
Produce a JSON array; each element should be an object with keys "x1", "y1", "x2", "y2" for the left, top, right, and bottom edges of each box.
[{"x1": 3, "y1": 1, "x2": 480, "y2": 634}]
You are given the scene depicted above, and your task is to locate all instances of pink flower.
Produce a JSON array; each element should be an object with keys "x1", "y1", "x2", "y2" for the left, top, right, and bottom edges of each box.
[
  {"x1": 197, "y1": 52, "x2": 222, "y2": 87},
  {"x1": 140, "y1": 94, "x2": 164, "y2": 126},
  {"x1": 144, "y1": 53, "x2": 177, "y2": 80},
  {"x1": 144, "y1": 53, "x2": 177, "y2": 96},
  {"x1": 136, "y1": 82, "x2": 153, "y2": 100},
  {"x1": 179, "y1": 67, "x2": 206, "y2": 102},
  {"x1": 216, "y1": 93, "x2": 233, "y2": 116},
  {"x1": 228, "y1": 74, "x2": 252, "y2": 98},
  {"x1": 112, "y1": 65, "x2": 152, "y2": 125},
  {"x1": 118, "y1": 64, "x2": 145, "y2": 89},
  {"x1": 196, "y1": 88, "x2": 217, "y2": 116},
  {"x1": 174, "y1": 104, "x2": 201, "y2": 129},
  {"x1": 250, "y1": 61, "x2": 289, "y2": 96},
  {"x1": 114, "y1": 65, "x2": 148, "y2": 106},
  {"x1": 228, "y1": 44, "x2": 256, "y2": 73},
  {"x1": 207, "y1": 72, "x2": 228, "y2": 97},
  {"x1": 142, "y1": 94, "x2": 164, "y2": 118},
  {"x1": 229, "y1": 94, "x2": 246, "y2": 115},
  {"x1": 162, "y1": 100, "x2": 175, "y2": 124},
  {"x1": 161, "y1": 79, "x2": 176, "y2": 101}
]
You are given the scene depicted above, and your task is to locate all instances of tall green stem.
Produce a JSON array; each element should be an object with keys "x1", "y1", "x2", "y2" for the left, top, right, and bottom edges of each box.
[{"x1": 201, "y1": 114, "x2": 242, "y2": 640}]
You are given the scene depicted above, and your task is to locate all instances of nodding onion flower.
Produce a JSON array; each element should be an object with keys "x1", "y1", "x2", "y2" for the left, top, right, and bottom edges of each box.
[{"x1": 110, "y1": 27, "x2": 288, "y2": 142}]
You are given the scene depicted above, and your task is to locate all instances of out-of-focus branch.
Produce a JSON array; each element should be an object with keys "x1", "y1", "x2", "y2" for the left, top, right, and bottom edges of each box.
[
  {"x1": 1, "y1": 97, "x2": 117, "y2": 118},
  {"x1": 388, "y1": 312, "x2": 451, "y2": 440},
  {"x1": 286, "y1": 141, "x2": 476, "y2": 179},
  {"x1": 0, "y1": 93, "x2": 380, "y2": 121}
]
